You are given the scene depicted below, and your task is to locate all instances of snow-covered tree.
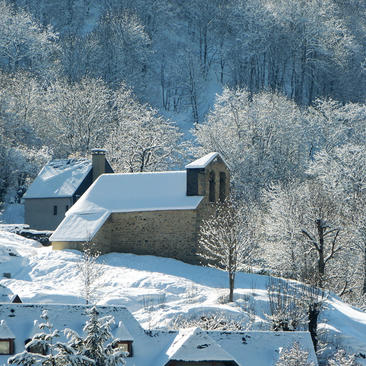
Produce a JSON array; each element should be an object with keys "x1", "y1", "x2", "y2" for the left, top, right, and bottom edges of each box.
[
  {"x1": 308, "y1": 144, "x2": 366, "y2": 296},
  {"x1": 0, "y1": 0, "x2": 59, "y2": 78},
  {"x1": 67, "y1": 306, "x2": 127, "y2": 366},
  {"x1": 8, "y1": 310, "x2": 93, "y2": 366},
  {"x1": 105, "y1": 84, "x2": 185, "y2": 172},
  {"x1": 275, "y1": 342, "x2": 314, "y2": 366},
  {"x1": 327, "y1": 349, "x2": 360, "y2": 366},
  {"x1": 263, "y1": 179, "x2": 353, "y2": 290},
  {"x1": 171, "y1": 311, "x2": 246, "y2": 331},
  {"x1": 8, "y1": 307, "x2": 127, "y2": 366},
  {"x1": 197, "y1": 197, "x2": 257, "y2": 302},
  {"x1": 192, "y1": 88, "x2": 308, "y2": 200},
  {"x1": 42, "y1": 77, "x2": 112, "y2": 157}
]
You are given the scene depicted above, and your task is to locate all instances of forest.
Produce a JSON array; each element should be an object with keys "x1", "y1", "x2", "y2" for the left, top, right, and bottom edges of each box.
[{"x1": 1, "y1": 0, "x2": 366, "y2": 309}]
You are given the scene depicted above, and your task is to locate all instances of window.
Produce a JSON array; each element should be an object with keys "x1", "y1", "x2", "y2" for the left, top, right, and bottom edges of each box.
[
  {"x1": 115, "y1": 341, "x2": 133, "y2": 357},
  {"x1": 219, "y1": 172, "x2": 226, "y2": 202},
  {"x1": 0, "y1": 339, "x2": 13, "y2": 355},
  {"x1": 209, "y1": 171, "x2": 216, "y2": 203},
  {"x1": 53, "y1": 205, "x2": 57, "y2": 215}
]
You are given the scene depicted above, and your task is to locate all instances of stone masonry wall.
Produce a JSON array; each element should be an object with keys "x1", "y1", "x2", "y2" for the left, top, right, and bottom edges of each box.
[{"x1": 92, "y1": 209, "x2": 200, "y2": 264}]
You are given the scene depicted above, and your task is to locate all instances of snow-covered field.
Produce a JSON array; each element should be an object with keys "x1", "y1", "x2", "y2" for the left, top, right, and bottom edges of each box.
[{"x1": 1, "y1": 230, "x2": 366, "y2": 362}]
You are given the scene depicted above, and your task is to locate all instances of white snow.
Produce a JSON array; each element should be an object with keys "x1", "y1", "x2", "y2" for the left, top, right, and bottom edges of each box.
[
  {"x1": 116, "y1": 321, "x2": 134, "y2": 341},
  {"x1": 50, "y1": 211, "x2": 110, "y2": 242},
  {"x1": 50, "y1": 171, "x2": 203, "y2": 242},
  {"x1": 165, "y1": 327, "x2": 238, "y2": 363},
  {"x1": 185, "y1": 152, "x2": 219, "y2": 169},
  {"x1": 23, "y1": 159, "x2": 91, "y2": 199},
  {"x1": 0, "y1": 320, "x2": 14, "y2": 339},
  {"x1": 0, "y1": 231, "x2": 365, "y2": 364}
]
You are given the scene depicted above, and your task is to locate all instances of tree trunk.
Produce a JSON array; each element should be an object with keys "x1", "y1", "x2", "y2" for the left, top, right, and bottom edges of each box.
[
  {"x1": 308, "y1": 302, "x2": 320, "y2": 352},
  {"x1": 229, "y1": 272, "x2": 234, "y2": 302},
  {"x1": 316, "y1": 219, "x2": 325, "y2": 287},
  {"x1": 363, "y1": 244, "x2": 366, "y2": 294}
]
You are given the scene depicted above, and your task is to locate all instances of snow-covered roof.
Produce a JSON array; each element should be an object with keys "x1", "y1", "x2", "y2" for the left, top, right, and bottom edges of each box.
[
  {"x1": 23, "y1": 159, "x2": 91, "y2": 199},
  {"x1": 165, "y1": 327, "x2": 238, "y2": 365},
  {"x1": 0, "y1": 304, "x2": 318, "y2": 366},
  {"x1": 50, "y1": 171, "x2": 203, "y2": 242},
  {"x1": 116, "y1": 321, "x2": 134, "y2": 341},
  {"x1": 0, "y1": 285, "x2": 13, "y2": 303},
  {"x1": 0, "y1": 320, "x2": 15, "y2": 339},
  {"x1": 185, "y1": 152, "x2": 219, "y2": 169}
]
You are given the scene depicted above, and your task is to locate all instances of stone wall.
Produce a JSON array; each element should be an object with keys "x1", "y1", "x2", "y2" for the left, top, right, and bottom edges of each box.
[{"x1": 92, "y1": 209, "x2": 200, "y2": 263}]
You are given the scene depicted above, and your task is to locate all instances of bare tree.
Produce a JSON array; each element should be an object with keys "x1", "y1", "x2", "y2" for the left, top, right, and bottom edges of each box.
[
  {"x1": 197, "y1": 197, "x2": 257, "y2": 302},
  {"x1": 77, "y1": 242, "x2": 104, "y2": 305}
]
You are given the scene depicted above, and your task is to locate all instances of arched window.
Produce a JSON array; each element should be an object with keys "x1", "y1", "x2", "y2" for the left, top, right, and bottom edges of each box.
[
  {"x1": 219, "y1": 172, "x2": 226, "y2": 202},
  {"x1": 209, "y1": 171, "x2": 216, "y2": 202}
]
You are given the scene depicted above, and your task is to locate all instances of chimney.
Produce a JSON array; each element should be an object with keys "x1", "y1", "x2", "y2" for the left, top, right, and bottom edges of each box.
[{"x1": 91, "y1": 148, "x2": 107, "y2": 182}]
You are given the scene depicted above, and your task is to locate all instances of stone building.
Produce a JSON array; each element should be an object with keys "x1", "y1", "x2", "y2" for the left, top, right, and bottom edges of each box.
[
  {"x1": 23, "y1": 149, "x2": 113, "y2": 230},
  {"x1": 50, "y1": 152, "x2": 230, "y2": 264}
]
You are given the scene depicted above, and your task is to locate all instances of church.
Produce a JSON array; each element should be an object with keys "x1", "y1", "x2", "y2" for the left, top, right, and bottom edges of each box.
[{"x1": 50, "y1": 152, "x2": 230, "y2": 264}]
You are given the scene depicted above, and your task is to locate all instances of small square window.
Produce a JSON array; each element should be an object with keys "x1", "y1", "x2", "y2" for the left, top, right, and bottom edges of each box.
[
  {"x1": 115, "y1": 341, "x2": 132, "y2": 357},
  {"x1": 53, "y1": 206, "x2": 57, "y2": 215},
  {"x1": 0, "y1": 339, "x2": 13, "y2": 355}
]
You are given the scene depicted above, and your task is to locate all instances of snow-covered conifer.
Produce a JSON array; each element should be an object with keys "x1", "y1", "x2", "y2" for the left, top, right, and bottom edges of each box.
[
  {"x1": 275, "y1": 342, "x2": 314, "y2": 366},
  {"x1": 80, "y1": 306, "x2": 127, "y2": 366}
]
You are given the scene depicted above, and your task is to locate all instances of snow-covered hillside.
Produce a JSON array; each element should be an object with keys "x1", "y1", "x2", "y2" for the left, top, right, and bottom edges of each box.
[{"x1": 1, "y1": 230, "x2": 366, "y2": 363}]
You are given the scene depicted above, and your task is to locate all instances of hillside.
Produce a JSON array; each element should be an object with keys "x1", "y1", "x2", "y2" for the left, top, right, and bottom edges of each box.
[{"x1": 1, "y1": 230, "x2": 366, "y2": 364}]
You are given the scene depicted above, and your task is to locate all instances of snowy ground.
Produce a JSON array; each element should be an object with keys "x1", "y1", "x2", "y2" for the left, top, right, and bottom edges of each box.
[{"x1": 1, "y1": 230, "x2": 366, "y2": 363}]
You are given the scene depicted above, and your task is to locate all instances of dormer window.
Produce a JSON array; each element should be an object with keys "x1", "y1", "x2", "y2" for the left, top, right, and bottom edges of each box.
[
  {"x1": 115, "y1": 341, "x2": 133, "y2": 357},
  {"x1": 114, "y1": 321, "x2": 134, "y2": 357},
  {"x1": 0, "y1": 339, "x2": 13, "y2": 355},
  {"x1": 0, "y1": 320, "x2": 15, "y2": 355}
]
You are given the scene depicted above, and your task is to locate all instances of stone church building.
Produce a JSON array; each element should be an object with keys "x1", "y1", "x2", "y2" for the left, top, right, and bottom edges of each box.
[{"x1": 50, "y1": 152, "x2": 230, "y2": 264}]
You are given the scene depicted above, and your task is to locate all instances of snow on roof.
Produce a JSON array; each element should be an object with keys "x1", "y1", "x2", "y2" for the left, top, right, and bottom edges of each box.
[
  {"x1": 0, "y1": 285, "x2": 13, "y2": 303},
  {"x1": 23, "y1": 159, "x2": 91, "y2": 199},
  {"x1": 49, "y1": 211, "x2": 110, "y2": 242},
  {"x1": 50, "y1": 171, "x2": 203, "y2": 242},
  {"x1": 165, "y1": 327, "x2": 238, "y2": 364},
  {"x1": 0, "y1": 303, "x2": 318, "y2": 366},
  {"x1": 185, "y1": 152, "x2": 219, "y2": 169},
  {"x1": 116, "y1": 321, "x2": 134, "y2": 341},
  {"x1": 0, "y1": 320, "x2": 15, "y2": 339}
]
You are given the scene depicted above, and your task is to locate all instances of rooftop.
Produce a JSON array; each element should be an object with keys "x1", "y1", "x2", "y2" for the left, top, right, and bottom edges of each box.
[{"x1": 23, "y1": 159, "x2": 91, "y2": 199}]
